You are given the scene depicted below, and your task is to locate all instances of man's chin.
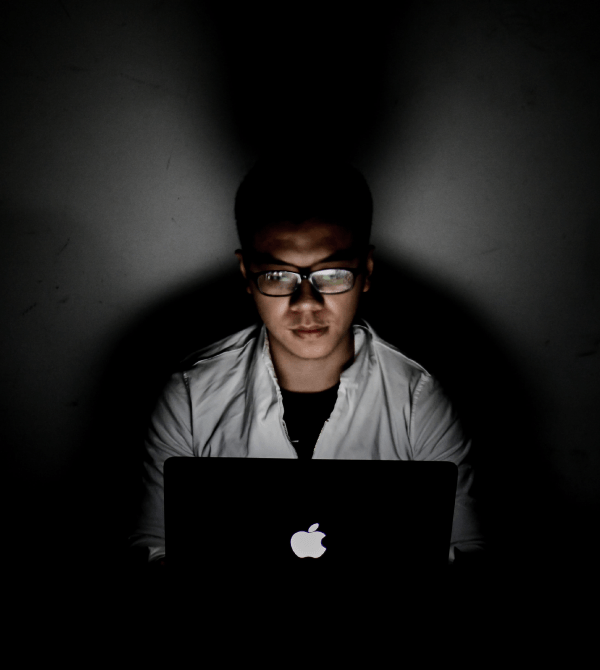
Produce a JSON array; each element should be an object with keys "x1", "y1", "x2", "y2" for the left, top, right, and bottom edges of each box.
[
  {"x1": 267, "y1": 326, "x2": 351, "y2": 362},
  {"x1": 284, "y1": 329, "x2": 337, "y2": 360}
]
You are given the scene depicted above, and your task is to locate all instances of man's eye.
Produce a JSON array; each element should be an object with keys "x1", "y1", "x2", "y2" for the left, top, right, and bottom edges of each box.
[
  {"x1": 318, "y1": 269, "x2": 351, "y2": 282},
  {"x1": 321, "y1": 274, "x2": 346, "y2": 286},
  {"x1": 265, "y1": 272, "x2": 292, "y2": 282}
]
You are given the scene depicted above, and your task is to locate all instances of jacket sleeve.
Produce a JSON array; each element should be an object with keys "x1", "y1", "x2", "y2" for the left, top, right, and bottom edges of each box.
[
  {"x1": 409, "y1": 372, "x2": 485, "y2": 559},
  {"x1": 128, "y1": 371, "x2": 194, "y2": 560}
]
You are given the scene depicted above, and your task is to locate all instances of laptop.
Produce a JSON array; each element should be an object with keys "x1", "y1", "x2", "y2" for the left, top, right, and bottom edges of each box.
[{"x1": 164, "y1": 457, "x2": 457, "y2": 615}]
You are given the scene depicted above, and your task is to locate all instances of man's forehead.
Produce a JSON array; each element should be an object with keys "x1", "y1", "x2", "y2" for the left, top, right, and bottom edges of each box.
[
  {"x1": 249, "y1": 220, "x2": 359, "y2": 263},
  {"x1": 247, "y1": 247, "x2": 361, "y2": 266}
]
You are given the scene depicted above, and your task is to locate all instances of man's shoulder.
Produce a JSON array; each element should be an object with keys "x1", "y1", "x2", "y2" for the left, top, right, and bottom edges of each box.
[
  {"x1": 359, "y1": 321, "x2": 430, "y2": 379},
  {"x1": 179, "y1": 322, "x2": 263, "y2": 372}
]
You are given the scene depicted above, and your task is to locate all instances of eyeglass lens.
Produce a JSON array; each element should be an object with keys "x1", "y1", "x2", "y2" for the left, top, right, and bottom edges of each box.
[{"x1": 258, "y1": 269, "x2": 354, "y2": 295}]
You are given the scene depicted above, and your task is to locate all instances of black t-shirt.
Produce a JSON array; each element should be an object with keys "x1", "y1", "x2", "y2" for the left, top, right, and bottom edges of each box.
[{"x1": 280, "y1": 383, "x2": 340, "y2": 459}]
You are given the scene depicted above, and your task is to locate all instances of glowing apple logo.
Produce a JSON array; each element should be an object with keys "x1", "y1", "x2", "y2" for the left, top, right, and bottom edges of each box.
[{"x1": 290, "y1": 523, "x2": 326, "y2": 558}]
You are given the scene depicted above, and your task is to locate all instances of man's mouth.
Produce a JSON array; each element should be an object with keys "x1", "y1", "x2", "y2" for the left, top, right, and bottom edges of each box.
[
  {"x1": 293, "y1": 326, "x2": 328, "y2": 338},
  {"x1": 293, "y1": 325, "x2": 327, "y2": 337}
]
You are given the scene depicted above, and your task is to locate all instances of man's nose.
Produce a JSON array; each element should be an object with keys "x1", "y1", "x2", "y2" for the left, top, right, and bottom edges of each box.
[{"x1": 290, "y1": 277, "x2": 324, "y2": 308}]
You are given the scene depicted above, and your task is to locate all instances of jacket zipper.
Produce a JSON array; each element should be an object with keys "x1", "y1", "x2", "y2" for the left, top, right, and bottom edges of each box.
[
  {"x1": 279, "y1": 403, "x2": 329, "y2": 459},
  {"x1": 312, "y1": 419, "x2": 329, "y2": 458},
  {"x1": 277, "y1": 395, "x2": 298, "y2": 458}
]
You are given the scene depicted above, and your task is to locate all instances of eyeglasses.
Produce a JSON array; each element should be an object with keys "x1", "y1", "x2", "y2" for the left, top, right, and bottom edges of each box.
[{"x1": 248, "y1": 267, "x2": 363, "y2": 296}]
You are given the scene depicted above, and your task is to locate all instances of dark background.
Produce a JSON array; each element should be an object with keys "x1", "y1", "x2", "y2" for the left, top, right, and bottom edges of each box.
[{"x1": 2, "y1": 0, "x2": 599, "y2": 603}]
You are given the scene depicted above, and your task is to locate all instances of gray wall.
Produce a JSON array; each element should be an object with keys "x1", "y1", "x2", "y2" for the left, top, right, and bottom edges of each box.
[{"x1": 2, "y1": 1, "x2": 598, "y2": 570}]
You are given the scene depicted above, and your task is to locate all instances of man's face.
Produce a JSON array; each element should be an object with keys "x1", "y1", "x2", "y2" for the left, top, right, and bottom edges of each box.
[{"x1": 236, "y1": 219, "x2": 373, "y2": 365}]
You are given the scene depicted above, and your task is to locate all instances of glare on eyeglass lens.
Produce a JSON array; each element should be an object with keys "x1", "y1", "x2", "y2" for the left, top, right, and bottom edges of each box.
[{"x1": 257, "y1": 269, "x2": 356, "y2": 296}]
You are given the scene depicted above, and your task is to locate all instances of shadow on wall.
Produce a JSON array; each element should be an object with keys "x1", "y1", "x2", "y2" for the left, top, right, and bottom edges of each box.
[
  {"x1": 361, "y1": 255, "x2": 559, "y2": 569},
  {"x1": 68, "y1": 252, "x2": 573, "y2": 574}
]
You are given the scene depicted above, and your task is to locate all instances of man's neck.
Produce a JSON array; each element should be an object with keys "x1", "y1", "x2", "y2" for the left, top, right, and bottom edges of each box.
[{"x1": 268, "y1": 331, "x2": 354, "y2": 393}]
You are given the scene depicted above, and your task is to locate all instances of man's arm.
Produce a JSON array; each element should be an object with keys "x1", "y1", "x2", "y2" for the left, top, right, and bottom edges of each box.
[
  {"x1": 128, "y1": 372, "x2": 194, "y2": 563},
  {"x1": 409, "y1": 372, "x2": 485, "y2": 560}
]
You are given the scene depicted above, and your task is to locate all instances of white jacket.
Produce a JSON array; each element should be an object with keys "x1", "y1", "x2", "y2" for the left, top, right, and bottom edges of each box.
[{"x1": 130, "y1": 321, "x2": 485, "y2": 561}]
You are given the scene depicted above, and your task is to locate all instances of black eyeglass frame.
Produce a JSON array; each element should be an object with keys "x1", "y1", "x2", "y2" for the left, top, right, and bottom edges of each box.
[{"x1": 247, "y1": 266, "x2": 365, "y2": 297}]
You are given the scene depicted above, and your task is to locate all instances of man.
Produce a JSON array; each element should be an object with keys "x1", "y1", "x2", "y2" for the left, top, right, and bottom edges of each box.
[{"x1": 129, "y1": 155, "x2": 485, "y2": 568}]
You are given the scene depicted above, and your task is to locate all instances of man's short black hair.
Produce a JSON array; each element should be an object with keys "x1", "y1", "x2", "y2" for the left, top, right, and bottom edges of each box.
[{"x1": 234, "y1": 153, "x2": 373, "y2": 252}]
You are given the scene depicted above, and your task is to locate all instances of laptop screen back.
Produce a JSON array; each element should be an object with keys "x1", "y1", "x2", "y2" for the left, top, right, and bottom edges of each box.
[{"x1": 165, "y1": 458, "x2": 457, "y2": 601}]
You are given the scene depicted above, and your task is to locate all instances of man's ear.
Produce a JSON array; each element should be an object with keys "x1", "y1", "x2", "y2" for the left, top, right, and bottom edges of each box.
[
  {"x1": 235, "y1": 250, "x2": 252, "y2": 294},
  {"x1": 362, "y1": 245, "x2": 375, "y2": 293}
]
